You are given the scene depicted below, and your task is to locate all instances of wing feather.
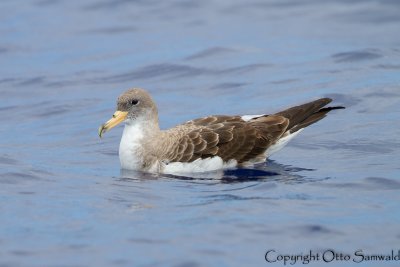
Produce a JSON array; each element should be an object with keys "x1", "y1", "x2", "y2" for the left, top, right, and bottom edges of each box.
[
  {"x1": 164, "y1": 115, "x2": 288, "y2": 164},
  {"x1": 159, "y1": 98, "x2": 343, "y2": 166}
]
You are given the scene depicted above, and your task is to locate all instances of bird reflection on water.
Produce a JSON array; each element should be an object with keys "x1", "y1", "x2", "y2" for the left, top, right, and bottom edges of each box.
[{"x1": 119, "y1": 160, "x2": 321, "y2": 184}]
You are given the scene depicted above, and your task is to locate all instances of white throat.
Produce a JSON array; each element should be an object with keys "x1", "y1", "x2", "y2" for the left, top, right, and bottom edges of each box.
[{"x1": 119, "y1": 119, "x2": 147, "y2": 170}]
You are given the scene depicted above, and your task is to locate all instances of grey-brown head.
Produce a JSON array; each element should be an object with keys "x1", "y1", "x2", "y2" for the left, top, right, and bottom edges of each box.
[{"x1": 98, "y1": 88, "x2": 158, "y2": 138}]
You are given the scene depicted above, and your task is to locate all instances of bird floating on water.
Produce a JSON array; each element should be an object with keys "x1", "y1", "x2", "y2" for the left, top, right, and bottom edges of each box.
[{"x1": 99, "y1": 88, "x2": 344, "y2": 174}]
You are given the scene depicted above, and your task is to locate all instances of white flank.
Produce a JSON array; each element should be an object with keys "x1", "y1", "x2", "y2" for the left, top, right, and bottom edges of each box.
[
  {"x1": 266, "y1": 129, "x2": 303, "y2": 156},
  {"x1": 241, "y1": 114, "x2": 303, "y2": 157},
  {"x1": 119, "y1": 119, "x2": 146, "y2": 170},
  {"x1": 163, "y1": 157, "x2": 237, "y2": 174}
]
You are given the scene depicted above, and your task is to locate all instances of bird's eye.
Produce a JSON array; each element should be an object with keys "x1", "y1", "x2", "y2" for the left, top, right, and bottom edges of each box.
[{"x1": 131, "y1": 99, "x2": 139, "y2": 105}]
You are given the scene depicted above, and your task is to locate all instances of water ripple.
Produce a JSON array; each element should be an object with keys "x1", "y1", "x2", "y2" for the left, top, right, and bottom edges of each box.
[
  {"x1": 185, "y1": 47, "x2": 238, "y2": 61},
  {"x1": 332, "y1": 49, "x2": 383, "y2": 63}
]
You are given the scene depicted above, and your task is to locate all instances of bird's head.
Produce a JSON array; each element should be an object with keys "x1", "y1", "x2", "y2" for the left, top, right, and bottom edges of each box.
[{"x1": 98, "y1": 88, "x2": 158, "y2": 138}]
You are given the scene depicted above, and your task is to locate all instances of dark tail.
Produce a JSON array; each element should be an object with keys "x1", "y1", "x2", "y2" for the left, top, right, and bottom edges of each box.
[{"x1": 274, "y1": 98, "x2": 345, "y2": 133}]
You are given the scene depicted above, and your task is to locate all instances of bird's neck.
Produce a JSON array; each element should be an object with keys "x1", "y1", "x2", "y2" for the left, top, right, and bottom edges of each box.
[
  {"x1": 119, "y1": 115, "x2": 161, "y2": 170},
  {"x1": 126, "y1": 115, "x2": 160, "y2": 134}
]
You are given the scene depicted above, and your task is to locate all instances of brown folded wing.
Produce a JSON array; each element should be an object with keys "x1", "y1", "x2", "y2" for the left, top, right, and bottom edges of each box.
[
  {"x1": 167, "y1": 115, "x2": 289, "y2": 164},
  {"x1": 164, "y1": 97, "x2": 344, "y2": 164}
]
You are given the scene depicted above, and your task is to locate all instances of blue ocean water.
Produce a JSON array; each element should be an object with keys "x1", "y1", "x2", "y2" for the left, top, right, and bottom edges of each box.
[{"x1": 1, "y1": 1, "x2": 400, "y2": 266}]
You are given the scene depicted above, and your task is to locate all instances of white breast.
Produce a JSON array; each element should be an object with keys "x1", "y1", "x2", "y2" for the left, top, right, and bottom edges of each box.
[{"x1": 119, "y1": 121, "x2": 146, "y2": 170}]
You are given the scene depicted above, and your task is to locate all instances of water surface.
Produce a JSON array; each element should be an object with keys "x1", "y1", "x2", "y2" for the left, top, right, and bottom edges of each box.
[{"x1": 1, "y1": 1, "x2": 400, "y2": 266}]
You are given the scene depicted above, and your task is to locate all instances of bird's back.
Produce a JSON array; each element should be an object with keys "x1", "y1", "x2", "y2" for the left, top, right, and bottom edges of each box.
[{"x1": 159, "y1": 98, "x2": 344, "y2": 167}]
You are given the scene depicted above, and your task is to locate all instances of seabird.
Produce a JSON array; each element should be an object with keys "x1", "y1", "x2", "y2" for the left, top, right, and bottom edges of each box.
[{"x1": 99, "y1": 88, "x2": 344, "y2": 173}]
